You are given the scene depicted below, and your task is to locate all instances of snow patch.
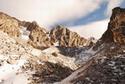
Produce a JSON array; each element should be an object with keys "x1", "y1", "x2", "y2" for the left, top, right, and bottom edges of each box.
[
  {"x1": 31, "y1": 49, "x2": 42, "y2": 56},
  {"x1": 54, "y1": 42, "x2": 59, "y2": 46},
  {"x1": 20, "y1": 26, "x2": 30, "y2": 41},
  {"x1": 75, "y1": 48, "x2": 96, "y2": 65},
  {"x1": 42, "y1": 47, "x2": 60, "y2": 54},
  {"x1": 0, "y1": 59, "x2": 27, "y2": 84}
]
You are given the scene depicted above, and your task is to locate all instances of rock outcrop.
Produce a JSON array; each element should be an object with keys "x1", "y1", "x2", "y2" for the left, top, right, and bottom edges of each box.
[
  {"x1": 0, "y1": 31, "x2": 76, "y2": 84},
  {"x1": 0, "y1": 12, "x2": 52, "y2": 49},
  {"x1": 101, "y1": 7, "x2": 125, "y2": 44},
  {"x1": 0, "y1": 12, "x2": 20, "y2": 37},
  {"x1": 50, "y1": 25, "x2": 89, "y2": 47},
  {"x1": 93, "y1": 7, "x2": 125, "y2": 50},
  {"x1": 0, "y1": 12, "x2": 92, "y2": 49},
  {"x1": 21, "y1": 21, "x2": 52, "y2": 49},
  {"x1": 60, "y1": 7, "x2": 125, "y2": 84}
]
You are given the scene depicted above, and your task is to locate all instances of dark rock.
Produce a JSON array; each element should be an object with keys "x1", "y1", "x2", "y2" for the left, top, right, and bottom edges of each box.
[{"x1": 31, "y1": 62, "x2": 73, "y2": 83}]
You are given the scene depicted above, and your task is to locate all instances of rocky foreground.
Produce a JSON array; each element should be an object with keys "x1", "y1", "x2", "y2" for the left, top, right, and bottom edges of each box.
[{"x1": 0, "y1": 7, "x2": 125, "y2": 84}]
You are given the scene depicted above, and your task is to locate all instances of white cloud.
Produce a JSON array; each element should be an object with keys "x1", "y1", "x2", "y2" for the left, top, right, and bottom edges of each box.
[
  {"x1": 0, "y1": 0, "x2": 103, "y2": 27},
  {"x1": 106, "y1": 0, "x2": 124, "y2": 17},
  {"x1": 69, "y1": 0, "x2": 124, "y2": 39},
  {"x1": 0, "y1": 0, "x2": 124, "y2": 39},
  {"x1": 69, "y1": 20, "x2": 109, "y2": 39}
]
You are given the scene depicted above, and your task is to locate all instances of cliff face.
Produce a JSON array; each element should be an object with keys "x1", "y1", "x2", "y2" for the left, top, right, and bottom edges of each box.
[
  {"x1": 0, "y1": 12, "x2": 20, "y2": 37},
  {"x1": 0, "y1": 12, "x2": 90, "y2": 49},
  {"x1": 93, "y1": 7, "x2": 125, "y2": 50},
  {"x1": 50, "y1": 25, "x2": 89, "y2": 47},
  {"x1": 101, "y1": 7, "x2": 125, "y2": 44},
  {"x1": 21, "y1": 21, "x2": 52, "y2": 49}
]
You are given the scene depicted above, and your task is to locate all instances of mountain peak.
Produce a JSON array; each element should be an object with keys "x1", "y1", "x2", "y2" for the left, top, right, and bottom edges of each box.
[
  {"x1": 0, "y1": 12, "x2": 91, "y2": 49},
  {"x1": 50, "y1": 25, "x2": 91, "y2": 47},
  {"x1": 100, "y1": 7, "x2": 125, "y2": 44}
]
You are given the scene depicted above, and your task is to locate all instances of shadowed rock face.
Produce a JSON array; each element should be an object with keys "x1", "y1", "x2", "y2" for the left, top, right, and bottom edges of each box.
[
  {"x1": 50, "y1": 25, "x2": 89, "y2": 47},
  {"x1": 0, "y1": 12, "x2": 20, "y2": 37},
  {"x1": 101, "y1": 7, "x2": 125, "y2": 44},
  {"x1": 30, "y1": 62, "x2": 73, "y2": 83}
]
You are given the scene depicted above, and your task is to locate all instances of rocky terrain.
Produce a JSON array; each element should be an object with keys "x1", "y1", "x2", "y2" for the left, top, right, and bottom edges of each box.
[
  {"x1": 0, "y1": 12, "x2": 20, "y2": 37},
  {"x1": 58, "y1": 7, "x2": 125, "y2": 84},
  {"x1": 0, "y1": 31, "x2": 77, "y2": 84},
  {"x1": 0, "y1": 7, "x2": 125, "y2": 84},
  {"x1": 0, "y1": 12, "x2": 91, "y2": 49},
  {"x1": 50, "y1": 25, "x2": 90, "y2": 47}
]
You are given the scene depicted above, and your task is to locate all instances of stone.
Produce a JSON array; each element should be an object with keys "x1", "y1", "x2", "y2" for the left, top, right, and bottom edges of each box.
[
  {"x1": 101, "y1": 7, "x2": 125, "y2": 44},
  {"x1": 0, "y1": 12, "x2": 20, "y2": 37},
  {"x1": 50, "y1": 25, "x2": 88, "y2": 47},
  {"x1": 22, "y1": 21, "x2": 52, "y2": 49}
]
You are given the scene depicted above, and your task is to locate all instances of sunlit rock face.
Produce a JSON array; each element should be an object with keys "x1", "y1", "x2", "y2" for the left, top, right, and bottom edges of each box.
[
  {"x1": 21, "y1": 21, "x2": 52, "y2": 49},
  {"x1": 0, "y1": 13, "x2": 52, "y2": 49},
  {"x1": 0, "y1": 12, "x2": 20, "y2": 37},
  {"x1": 101, "y1": 7, "x2": 125, "y2": 44},
  {"x1": 0, "y1": 12, "x2": 93, "y2": 49},
  {"x1": 50, "y1": 25, "x2": 90, "y2": 47}
]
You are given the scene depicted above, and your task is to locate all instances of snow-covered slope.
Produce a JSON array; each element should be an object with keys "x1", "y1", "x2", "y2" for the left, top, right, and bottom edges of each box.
[{"x1": 0, "y1": 31, "x2": 82, "y2": 84}]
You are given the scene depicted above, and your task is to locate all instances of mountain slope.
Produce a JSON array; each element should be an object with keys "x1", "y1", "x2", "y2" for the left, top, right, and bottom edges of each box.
[
  {"x1": 0, "y1": 7, "x2": 125, "y2": 84},
  {"x1": 0, "y1": 12, "x2": 91, "y2": 49},
  {"x1": 58, "y1": 7, "x2": 125, "y2": 84}
]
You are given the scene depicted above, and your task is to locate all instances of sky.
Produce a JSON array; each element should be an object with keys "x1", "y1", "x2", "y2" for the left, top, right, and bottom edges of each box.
[{"x1": 0, "y1": 0, "x2": 125, "y2": 39}]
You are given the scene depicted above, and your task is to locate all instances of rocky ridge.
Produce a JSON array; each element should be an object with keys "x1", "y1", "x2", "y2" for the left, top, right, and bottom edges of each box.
[
  {"x1": 59, "y1": 7, "x2": 125, "y2": 84},
  {"x1": 50, "y1": 25, "x2": 89, "y2": 47},
  {"x1": 0, "y1": 31, "x2": 78, "y2": 84},
  {"x1": 101, "y1": 7, "x2": 125, "y2": 43},
  {"x1": 0, "y1": 12, "x2": 20, "y2": 37},
  {"x1": 0, "y1": 13, "x2": 91, "y2": 49}
]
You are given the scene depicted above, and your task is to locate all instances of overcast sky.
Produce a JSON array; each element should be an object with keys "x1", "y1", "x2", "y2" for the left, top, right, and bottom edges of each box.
[{"x1": 0, "y1": 0, "x2": 125, "y2": 39}]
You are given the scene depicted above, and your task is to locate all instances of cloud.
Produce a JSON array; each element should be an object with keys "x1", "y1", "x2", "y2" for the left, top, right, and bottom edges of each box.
[
  {"x1": 0, "y1": 0, "x2": 124, "y2": 39},
  {"x1": 105, "y1": 0, "x2": 124, "y2": 17},
  {"x1": 69, "y1": 19, "x2": 109, "y2": 39},
  {"x1": 68, "y1": 0, "x2": 124, "y2": 39},
  {"x1": 0, "y1": 0, "x2": 103, "y2": 27}
]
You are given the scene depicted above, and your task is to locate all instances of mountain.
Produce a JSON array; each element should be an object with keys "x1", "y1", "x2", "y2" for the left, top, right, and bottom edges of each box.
[
  {"x1": 101, "y1": 7, "x2": 125, "y2": 44},
  {"x1": 0, "y1": 11, "x2": 93, "y2": 84},
  {"x1": 0, "y1": 7, "x2": 125, "y2": 84},
  {"x1": 0, "y1": 12, "x2": 92, "y2": 49},
  {"x1": 0, "y1": 12, "x2": 20, "y2": 37},
  {"x1": 50, "y1": 25, "x2": 92, "y2": 47},
  {"x1": 59, "y1": 7, "x2": 125, "y2": 84},
  {"x1": 93, "y1": 7, "x2": 125, "y2": 50},
  {"x1": 20, "y1": 21, "x2": 52, "y2": 49}
]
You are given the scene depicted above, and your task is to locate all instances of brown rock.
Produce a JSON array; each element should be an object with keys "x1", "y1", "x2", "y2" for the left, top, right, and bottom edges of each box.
[
  {"x1": 0, "y1": 12, "x2": 91, "y2": 49},
  {"x1": 101, "y1": 7, "x2": 125, "y2": 44},
  {"x1": 50, "y1": 25, "x2": 88, "y2": 47},
  {"x1": 0, "y1": 12, "x2": 20, "y2": 37},
  {"x1": 93, "y1": 7, "x2": 125, "y2": 50},
  {"x1": 24, "y1": 21, "x2": 51, "y2": 49}
]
